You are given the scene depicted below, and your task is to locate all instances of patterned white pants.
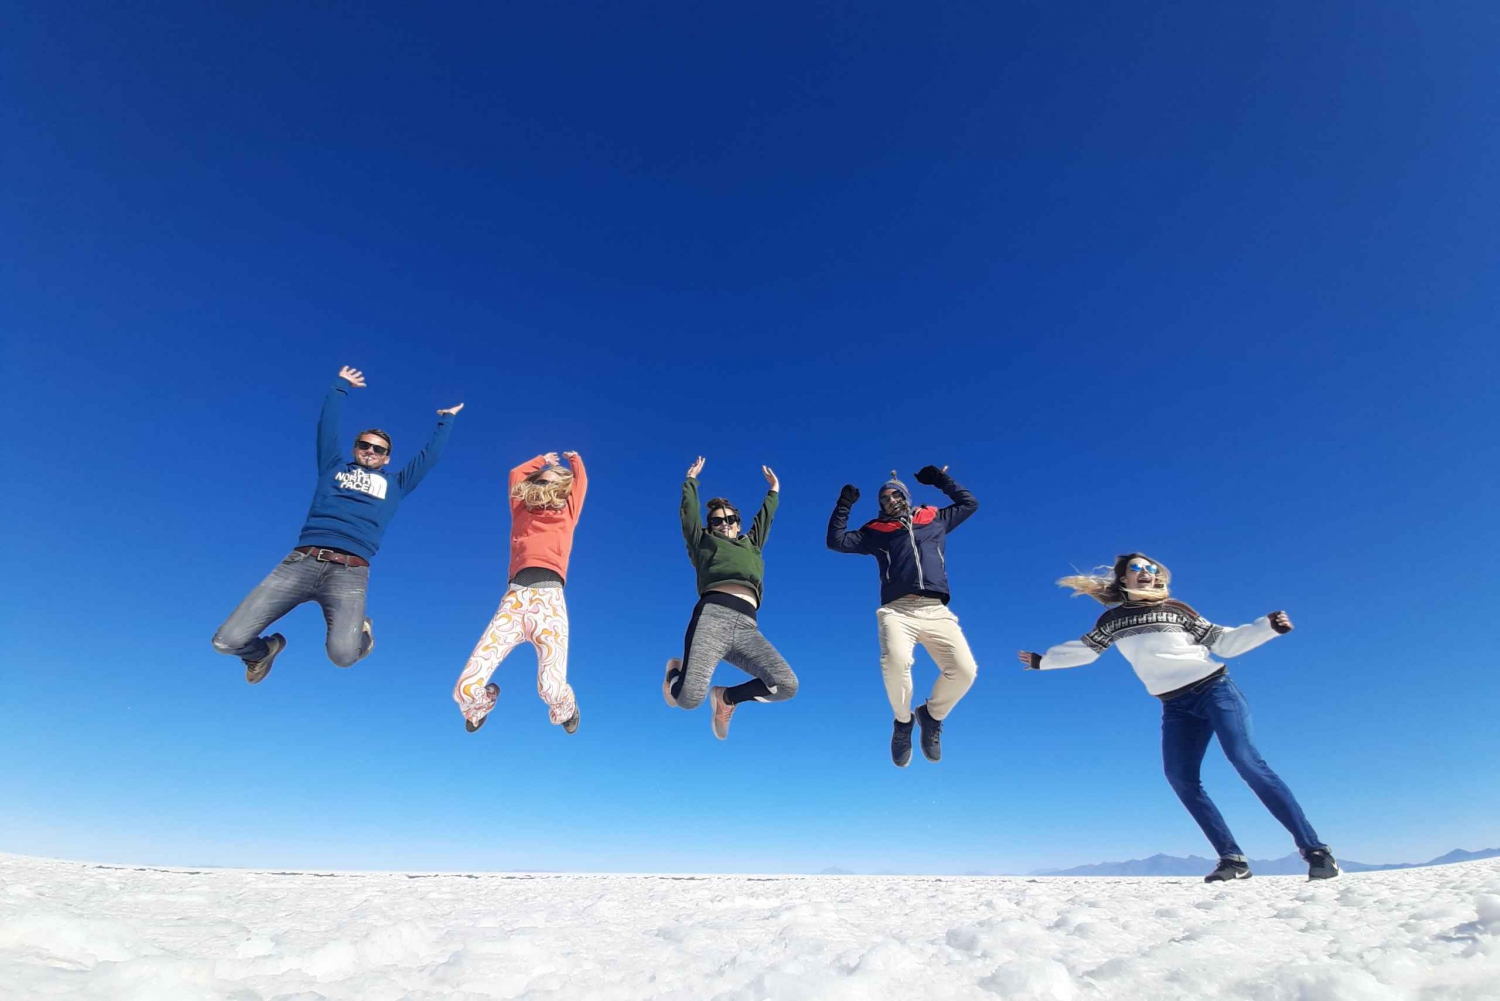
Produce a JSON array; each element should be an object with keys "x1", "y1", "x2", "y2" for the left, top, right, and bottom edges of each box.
[{"x1": 453, "y1": 585, "x2": 576, "y2": 725}]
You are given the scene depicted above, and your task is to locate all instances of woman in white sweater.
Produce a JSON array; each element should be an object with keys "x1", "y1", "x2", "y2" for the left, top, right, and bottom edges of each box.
[{"x1": 1017, "y1": 553, "x2": 1339, "y2": 882}]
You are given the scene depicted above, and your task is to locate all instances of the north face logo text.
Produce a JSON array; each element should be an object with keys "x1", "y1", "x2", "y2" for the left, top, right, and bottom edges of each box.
[{"x1": 335, "y1": 469, "x2": 388, "y2": 500}]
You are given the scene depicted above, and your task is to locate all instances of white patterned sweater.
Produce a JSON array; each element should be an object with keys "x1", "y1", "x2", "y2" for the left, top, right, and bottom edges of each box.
[{"x1": 1034, "y1": 599, "x2": 1288, "y2": 698}]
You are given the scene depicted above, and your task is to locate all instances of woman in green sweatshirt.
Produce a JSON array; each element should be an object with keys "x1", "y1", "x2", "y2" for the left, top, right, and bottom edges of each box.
[{"x1": 662, "y1": 456, "x2": 799, "y2": 740}]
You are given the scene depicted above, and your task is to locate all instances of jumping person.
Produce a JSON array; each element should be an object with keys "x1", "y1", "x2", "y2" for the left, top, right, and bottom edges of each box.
[
  {"x1": 662, "y1": 456, "x2": 798, "y2": 740},
  {"x1": 1017, "y1": 553, "x2": 1339, "y2": 882},
  {"x1": 212, "y1": 366, "x2": 462, "y2": 681},
  {"x1": 826, "y1": 465, "x2": 980, "y2": 767},
  {"x1": 453, "y1": 451, "x2": 587, "y2": 734}
]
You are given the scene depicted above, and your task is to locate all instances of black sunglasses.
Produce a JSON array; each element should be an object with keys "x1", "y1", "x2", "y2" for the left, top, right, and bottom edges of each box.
[
  {"x1": 355, "y1": 440, "x2": 390, "y2": 456},
  {"x1": 708, "y1": 514, "x2": 740, "y2": 528}
]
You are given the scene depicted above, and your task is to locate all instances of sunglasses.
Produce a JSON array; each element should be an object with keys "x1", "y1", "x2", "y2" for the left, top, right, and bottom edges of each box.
[
  {"x1": 355, "y1": 440, "x2": 390, "y2": 456},
  {"x1": 1127, "y1": 562, "x2": 1160, "y2": 575},
  {"x1": 708, "y1": 514, "x2": 741, "y2": 528}
]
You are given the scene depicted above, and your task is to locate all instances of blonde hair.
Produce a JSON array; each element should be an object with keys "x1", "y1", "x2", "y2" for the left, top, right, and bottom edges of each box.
[
  {"x1": 1057, "y1": 552, "x2": 1172, "y2": 606},
  {"x1": 511, "y1": 467, "x2": 575, "y2": 511}
]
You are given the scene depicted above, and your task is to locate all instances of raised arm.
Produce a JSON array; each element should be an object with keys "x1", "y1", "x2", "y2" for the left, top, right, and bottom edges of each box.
[
  {"x1": 914, "y1": 465, "x2": 978, "y2": 531},
  {"x1": 562, "y1": 451, "x2": 588, "y2": 519},
  {"x1": 747, "y1": 465, "x2": 780, "y2": 547},
  {"x1": 396, "y1": 403, "x2": 461, "y2": 494},
  {"x1": 826, "y1": 484, "x2": 872, "y2": 554},
  {"x1": 317, "y1": 366, "x2": 363, "y2": 471},
  {"x1": 510, "y1": 454, "x2": 549, "y2": 492},
  {"x1": 1193, "y1": 610, "x2": 1292, "y2": 659},
  {"x1": 681, "y1": 461, "x2": 705, "y2": 549}
]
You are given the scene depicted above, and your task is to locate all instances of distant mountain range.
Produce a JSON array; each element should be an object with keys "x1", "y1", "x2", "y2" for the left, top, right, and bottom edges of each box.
[{"x1": 1028, "y1": 847, "x2": 1500, "y2": 877}]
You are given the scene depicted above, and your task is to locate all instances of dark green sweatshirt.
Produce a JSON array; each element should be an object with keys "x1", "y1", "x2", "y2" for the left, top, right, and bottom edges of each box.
[{"x1": 681, "y1": 478, "x2": 778, "y2": 602}]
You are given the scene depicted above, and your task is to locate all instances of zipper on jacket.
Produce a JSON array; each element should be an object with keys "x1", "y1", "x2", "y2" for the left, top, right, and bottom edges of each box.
[{"x1": 906, "y1": 517, "x2": 924, "y2": 590}]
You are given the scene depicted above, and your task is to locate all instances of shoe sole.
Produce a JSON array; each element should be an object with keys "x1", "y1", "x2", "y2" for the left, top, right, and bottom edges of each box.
[
  {"x1": 1205, "y1": 871, "x2": 1253, "y2": 882},
  {"x1": 663, "y1": 659, "x2": 680, "y2": 707}
]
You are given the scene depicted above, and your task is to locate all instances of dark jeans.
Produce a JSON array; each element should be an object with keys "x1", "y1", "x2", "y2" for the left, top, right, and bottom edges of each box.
[
  {"x1": 1160, "y1": 674, "x2": 1326, "y2": 860},
  {"x1": 212, "y1": 550, "x2": 372, "y2": 668}
]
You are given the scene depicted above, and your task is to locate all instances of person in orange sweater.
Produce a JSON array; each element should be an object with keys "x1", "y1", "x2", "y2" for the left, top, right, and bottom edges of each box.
[{"x1": 453, "y1": 450, "x2": 587, "y2": 734}]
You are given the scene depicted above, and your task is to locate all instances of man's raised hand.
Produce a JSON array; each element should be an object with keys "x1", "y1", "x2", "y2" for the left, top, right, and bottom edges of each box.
[
  {"x1": 838, "y1": 484, "x2": 860, "y2": 506},
  {"x1": 437, "y1": 403, "x2": 465, "y2": 416},
  {"x1": 687, "y1": 456, "x2": 706, "y2": 479},
  {"x1": 914, "y1": 464, "x2": 949, "y2": 485},
  {"x1": 339, "y1": 366, "x2": 367, "y2": 388}
]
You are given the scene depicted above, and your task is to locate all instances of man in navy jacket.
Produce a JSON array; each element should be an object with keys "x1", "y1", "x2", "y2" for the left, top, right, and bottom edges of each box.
[
  {"x1": 212, "y1": 365, "x2": 462, "y2": 683},
  {"x1": 827, "y1": 465, "x2": 980, "y2": 767}
]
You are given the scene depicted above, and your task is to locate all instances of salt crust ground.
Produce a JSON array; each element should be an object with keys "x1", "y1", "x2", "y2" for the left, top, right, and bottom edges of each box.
[{"x1": 2, "y1": 853, "x2": 1497, "y2": 1000}]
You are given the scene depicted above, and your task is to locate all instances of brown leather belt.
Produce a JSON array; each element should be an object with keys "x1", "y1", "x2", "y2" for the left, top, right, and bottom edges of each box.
[{"x1": 294, "y1": 546, "x2": 370, "y2": 568}]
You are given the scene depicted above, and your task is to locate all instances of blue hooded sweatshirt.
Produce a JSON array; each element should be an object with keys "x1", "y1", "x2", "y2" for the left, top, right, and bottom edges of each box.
[{"x1": 296, "y1": 380, "x2": 455, "y2": 560}]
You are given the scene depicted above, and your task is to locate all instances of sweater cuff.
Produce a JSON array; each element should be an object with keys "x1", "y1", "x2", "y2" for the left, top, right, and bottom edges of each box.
[{"x1": 1026, "y1": 653, "x2": 1042, "y2": 670}]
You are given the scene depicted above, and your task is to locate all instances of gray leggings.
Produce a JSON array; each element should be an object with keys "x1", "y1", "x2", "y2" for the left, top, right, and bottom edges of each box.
[{"x1": 672, "y1": 596, "x2": 799, "y2": 710}]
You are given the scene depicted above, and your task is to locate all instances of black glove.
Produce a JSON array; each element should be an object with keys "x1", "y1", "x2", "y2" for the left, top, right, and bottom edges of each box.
[
  {"x1": 913, "y1": 465, "x2": 948, "y2": 485},
  {"x1": 838, "y1": 484, "x2": 860, "y2": 506}
]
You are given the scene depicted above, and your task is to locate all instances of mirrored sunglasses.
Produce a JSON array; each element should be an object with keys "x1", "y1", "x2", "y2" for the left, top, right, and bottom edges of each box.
[{"x1": 1127, "y1": 561, "x2": 1160, "y2": 575}]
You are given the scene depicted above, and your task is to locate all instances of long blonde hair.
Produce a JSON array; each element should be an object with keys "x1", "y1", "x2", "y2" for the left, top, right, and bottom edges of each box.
[
  {"x1": 511, "y1": 467, "x2": 575, "y2": 511},
  {"x1": 1057, "y1": 552, "x2": 1172, "y2": 606}
]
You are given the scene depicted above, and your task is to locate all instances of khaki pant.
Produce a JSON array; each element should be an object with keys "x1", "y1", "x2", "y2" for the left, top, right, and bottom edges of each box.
[{"x1": 876, "y1": 595, "x2": 978, "y2": 722}]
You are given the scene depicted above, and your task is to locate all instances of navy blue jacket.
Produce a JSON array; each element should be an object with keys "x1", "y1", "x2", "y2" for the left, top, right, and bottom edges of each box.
[
  {"x1": 296, "y1": 380, "x2": 455, "y2": 560},
  {"x1": 826, "y1": 472, "x2": 978, "y2": 605}
]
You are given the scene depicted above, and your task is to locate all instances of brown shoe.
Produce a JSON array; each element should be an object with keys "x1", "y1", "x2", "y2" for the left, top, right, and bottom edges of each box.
[
  {"x1": 709, "y1": 686, "x2": 735, "y2": 740},
  {"x1": 245, "y1": 634, "x2": 286, "y2": 685}
]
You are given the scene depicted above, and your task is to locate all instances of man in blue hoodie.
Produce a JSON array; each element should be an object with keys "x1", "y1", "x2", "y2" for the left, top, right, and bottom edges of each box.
[
  {"x1": 827, "y1": 465, "x2": 980, "y2": 767},
  {"x1": 212, "y1": 366, "x2": 462, "y2": 683}
]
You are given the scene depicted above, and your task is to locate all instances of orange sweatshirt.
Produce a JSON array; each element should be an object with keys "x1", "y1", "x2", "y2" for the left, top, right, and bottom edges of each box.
[{"x1": 508, "y1": 454, "x2": 588, "y2": 582}]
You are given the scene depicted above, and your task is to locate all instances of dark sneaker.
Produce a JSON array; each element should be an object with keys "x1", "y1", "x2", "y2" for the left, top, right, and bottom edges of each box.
[
  {"x1": 464, "y1": 684, "x2": 500, "y2": 733},
  {"x1": 662, "y1": 658, "x2": 681, "y2": 707},
  {"x1": 1204, "y1": 858, "x2": 1252, "y2": 882},
  {"x1": 562, "y1": 708, "x2": 580, "y2": 735},
  {"x1": 914, "y1": 703, "x2": 942, "y2": 762},
  {"x1": 891, "y1": 717, "x2": 914, "y2": 768},
  {"x1": 1304, "y1": 848, "x2": 1340, "y2": 880},
  {"x1": 709, "y1": 686, "x2": 735, "y2": 740},
  {"x1": 245, "y1": 634, "x2": 286, "y2": 685}
]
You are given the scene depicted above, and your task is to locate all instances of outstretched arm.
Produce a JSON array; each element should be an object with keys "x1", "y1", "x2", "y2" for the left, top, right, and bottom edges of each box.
[
  {"x1": 1197, "y1": 610, "x2": 1292, "y2": 658},
  {"x1": 1018, "y1": 638, "x2": 1103, "y2": 672},
  {"x1": 915, "y1": 465, "x2": 978, "y2": 531},
  {"x1": 681, "y1": 461, "x2": 705, "y2": 549},
  {"x1": 316, "y1": 366, "x2": 363, "y2": 471},
  {"x1": 826, "y1": 484, "x2": 872, "y2": 553},
  {"x1": 396, "y1": 402, "x2": 462, "y2": 494},
  {"x1": 748, "y1": 465, "x2": 780, "y2": 547}
]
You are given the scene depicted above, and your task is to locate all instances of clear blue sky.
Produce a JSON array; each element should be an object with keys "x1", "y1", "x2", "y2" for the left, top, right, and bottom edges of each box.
[{"x1": 4, "y1": 2, "x2": 1497, "y2": 875}]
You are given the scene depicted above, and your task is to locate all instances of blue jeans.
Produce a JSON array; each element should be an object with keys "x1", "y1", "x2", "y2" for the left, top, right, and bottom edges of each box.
[
  {"x1": 212, "y1": 550, "x2": 372, "y2": 668},
  {"x1": 1160, "y1": 674, "x2": 1326, "y2": 860}
]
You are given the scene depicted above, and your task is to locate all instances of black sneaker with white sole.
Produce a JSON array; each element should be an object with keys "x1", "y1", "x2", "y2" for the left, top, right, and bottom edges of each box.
[
  {"x1": 913, "y1": 703, "x2": 942, "y2": 762},
  {"x1": 891, "y1": 717, "x2": 914, "y2": 768},
  {"x1": 1304, "y1": 848, "x2": 1340, "y2": 880},
  {"x1": 1204, "y1": 858, "x2": 1252, "y2": 882},
  {"x1": 245, "y1": 634, "x2": 286, "y2": 685}
]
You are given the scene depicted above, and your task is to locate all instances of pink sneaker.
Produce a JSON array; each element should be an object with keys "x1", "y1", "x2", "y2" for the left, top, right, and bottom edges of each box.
[{"x1": 709, "y1": 686, "x2": 735, "y2": 740}]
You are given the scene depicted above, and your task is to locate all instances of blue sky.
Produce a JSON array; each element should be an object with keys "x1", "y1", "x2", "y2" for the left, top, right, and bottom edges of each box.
[{"x1": 4, "y1": 1, "x2": 1497, "y2": 874}]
